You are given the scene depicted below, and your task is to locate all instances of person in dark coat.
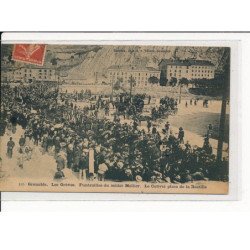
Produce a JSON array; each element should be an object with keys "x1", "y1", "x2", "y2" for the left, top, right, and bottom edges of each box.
[
  {"x1": 56, "y1": 154, "x2": 65, "y2": 171},
  {"x1": 148, "y1": 95, "x2": 151, "y2": 104},
  {"x1": 54, "y1": 137, "x2": 61, "y2": 154},
  {"x1": 152, "y1": 125, "x2": 157, "y2": 134},
  {"x1": 19, "y1": 135, "x2": 25, "y2": 147},
  {"x1": 80, "y1": 151, "x2": 89, "y2": 180},
  {"x1": 7, "y1": 137, "x2": 15, "y2": 158},
  {"x1": 73, "y1": 146, "x2": 81, "y2": 172},
  {"x1": 178, "y1": 127, "x2": 185, "y2": 144},
  {"x1": 54, "y1": 170, "x2": 65, "y2": 179},
  {"x1": 147, "y1": 120, "x2": 152, "y2": 133}
]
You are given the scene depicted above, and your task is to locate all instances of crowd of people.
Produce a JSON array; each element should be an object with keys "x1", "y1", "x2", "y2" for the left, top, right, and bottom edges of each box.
[
  {"x1": 151, "y1": 96, "x2": 178, "y2": 120},
  {"x1": 0, "y1": 82, "x2": 229, "y2": 183},
  {"x1": 60, "y1": 89, "x2": 92, "y2": 102}
]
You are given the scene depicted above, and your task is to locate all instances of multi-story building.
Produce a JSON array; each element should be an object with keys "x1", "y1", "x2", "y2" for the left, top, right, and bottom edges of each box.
[
  {"x1": 107, "y1": 65, "x2": 161, "y2": 86},
  {"x1": 159, "y1": 59, "x2": 215, "y2": 82},
  {"x1": 1, "y1": 66, "x2": 57, "y2": 83}
]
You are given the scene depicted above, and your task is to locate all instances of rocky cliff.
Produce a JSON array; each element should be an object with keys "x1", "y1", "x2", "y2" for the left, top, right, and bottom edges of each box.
[{"x1": 64, "y1": 45, "x2": 229, "y2": 82}]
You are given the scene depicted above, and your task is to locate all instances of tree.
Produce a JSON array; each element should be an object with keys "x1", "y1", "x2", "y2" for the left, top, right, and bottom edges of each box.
[
  {"x1": 1, "y1": 44, "x2": 12, "y2": 61},
  {"x1": 159, "y1": 71, "x2": 168, "y2": 86},
  {"x1": 128, "y1": 75, "x2": 136, "y2": 100},
  {"x1": 148, "y1": 76, "x2": 159, "y2": 84},
  {"x1": 169, "y1": 77, "x2": 177, "y2": 86},
  {"x1": 51, "y1": 58, "x2": 58, "y2": 66},
  {"x1": 113, "y1": 77, "x2": 123, "y2": 90},
  {"x1": 179, "y1": 77, "x2": 189, "y2": 86}
]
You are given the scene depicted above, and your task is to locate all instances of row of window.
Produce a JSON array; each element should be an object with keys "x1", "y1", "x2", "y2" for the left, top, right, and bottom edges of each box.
[
  {"x1": 192, "y1": 66, "x2": 212, "y2": 69},
  {"x1": 20, "y1": 73, "x2": 54, "y2": 77},
  {"x1": 169, "y1": 65, "x2": 212, "y2": 69},
  {"x1": 169, "y1": 72, "x2": 213, "y2": 78},
  {"x1": 38, "y1": 76, "x2": 50, "y2": 79},
  {"x1": 21, "y1": 76, "x2": 55, "y2": 80},
  {"x1": 192, "y1": 70, "x2": 213, "y2": 73},
  {"x1": 110, "y1": 74, "x2": 158, "y2": 80},
  {"x1": 192, "y1": 74, "x2": 213, "y2": 78},
  {"x1": 23, "y1": 69, "x2": 54, "y2": 73},
  {"x1": 109, "y1": 71, "x2": 159, "y2": 76},
  {"x1": 38, "y1": 72, "x2": 53, "y2": 76},
  {"x1": 12, "y1": 70, "x2": 54, "y2": 75},
  {"x1": 38, "y1": 69, "x2": 53, "y2": 73},
  {"x1": 169, "y1": 70, "x2": 189, "y2": 73},
  {"x1": 169, "y1": 69, "x2": 213, "y2": 73},
  {"x1": 170, "y1": 65, "x2": 189, "y2": 69}
]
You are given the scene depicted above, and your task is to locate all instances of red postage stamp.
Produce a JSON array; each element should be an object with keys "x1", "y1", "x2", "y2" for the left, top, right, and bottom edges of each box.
[{"x1": 12, "y1": 44, "x2": 46, "y2": 66}]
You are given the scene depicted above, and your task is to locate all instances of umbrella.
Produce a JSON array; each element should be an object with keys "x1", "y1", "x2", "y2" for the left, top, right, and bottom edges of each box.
[
  {"x1": 102, "y1": 130, "x2": 112, "y2": 136},
  {"x1": 136, "y1": 175, "x2": 142, "y2": 182},
  {"x1": 54, "y1": 124, "x2": 63, "y2": 129},
  {"x1": 60, "y1": 142, "x2": 66, "y2": 147},
  {"x1": 87, "y1": 130, "x2": 95, "y2": 136}
]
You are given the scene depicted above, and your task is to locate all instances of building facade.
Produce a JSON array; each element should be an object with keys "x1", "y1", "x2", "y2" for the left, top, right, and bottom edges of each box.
[
  {"x1": 107, "y1": 65, "x2": 161, "y2": 86},
  {"x1": 1, "y1": 66, "x2": 57, "y2": 83},
  {"x1": 159, "y1": 59, "x2": 215, "y2": 82}
]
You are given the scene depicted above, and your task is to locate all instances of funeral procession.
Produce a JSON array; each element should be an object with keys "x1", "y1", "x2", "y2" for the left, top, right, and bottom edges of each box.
[{"x1": 0, "y1": 44, "x2": 230, "y2": 193}]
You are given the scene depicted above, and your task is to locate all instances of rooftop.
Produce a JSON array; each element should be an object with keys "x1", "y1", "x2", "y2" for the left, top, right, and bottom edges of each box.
[
  {"x1": 107, "y1": 65, "x2": 160, "y2": 72},
  {"x1": 1, "y1": 64, "x2": 57, "y2": 71},
  {"x1": 159, "y1": 59, "x2": 215, "y2": 67}
]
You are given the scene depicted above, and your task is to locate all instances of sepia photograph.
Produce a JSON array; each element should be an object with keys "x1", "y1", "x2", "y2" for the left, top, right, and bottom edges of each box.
[
  {"x1": 0, "y1": 43, "x2": 230, "y2": 194},
  {"x1": 0, "y1": 1, "x2": 249, "y2": 249}
]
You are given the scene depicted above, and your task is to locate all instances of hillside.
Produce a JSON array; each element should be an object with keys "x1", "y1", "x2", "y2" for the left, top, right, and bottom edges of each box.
[{"x1": 64, "y1": 45, "x2": 229, "y2": 83}]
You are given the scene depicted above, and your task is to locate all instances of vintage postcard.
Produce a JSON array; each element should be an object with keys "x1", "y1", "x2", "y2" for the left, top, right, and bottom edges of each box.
[{"x1": 0, "y1": 43, "x2": 230, "y2": 194}]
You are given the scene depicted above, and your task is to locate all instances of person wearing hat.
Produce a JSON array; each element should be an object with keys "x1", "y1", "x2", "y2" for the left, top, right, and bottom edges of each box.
[
  {"x1": 54, "y1": 137, "x2": 61, "y2": 155},
  {"x1": 47, "y1": 133, "x2": 53, "y2": 154},
  {"x1": 165, "y1": 121, "x2": 170, "y2": 134},
  {"x1": 56, "y1": 153, "x2": 65, "y2": 172},
  {"x1": 24, "y1": 144, "x2": 32, "y2": 161},
  {"x1": 7, "y1": 137, "x2": 15, "y2": 159},
  {"x1": 184, "y1": 141, "x2": 192, "y2": 155},
  {"x1": 72, "y1": 145, "x2": 81, "y2": 172},
  {"x1": 41, "y1": 134, "x2": 48, "y2": 153},
  {"x1": 147, "y1": 119, "x2": 152, "y2": 133},
  {"x1": 19, "y1": 135, "x2": 26, "y2": 147},
  {"x1": 178, "y1": 127, "x2": 185, "y2": 144},
  {"x1": 124, "y1": 168, "x2": 133, "y2": 181},
  {"x1": 79, "y1": 151, "x2": 89, "y2": 180},
  {"x1": 66, "y1": 143, "x2": 74, "y2": 169},
  {"x1": 150, "y1": 123, "x2": 156, "y2": 135},
  {"x1": 98, "y1": 163, "x2": 108, "y2": 181}
]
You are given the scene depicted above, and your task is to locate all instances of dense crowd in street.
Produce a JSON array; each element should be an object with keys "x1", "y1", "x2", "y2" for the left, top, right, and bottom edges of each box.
[{"x1": 0, "y1": 82, "x2": 228, "y2": 183}]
